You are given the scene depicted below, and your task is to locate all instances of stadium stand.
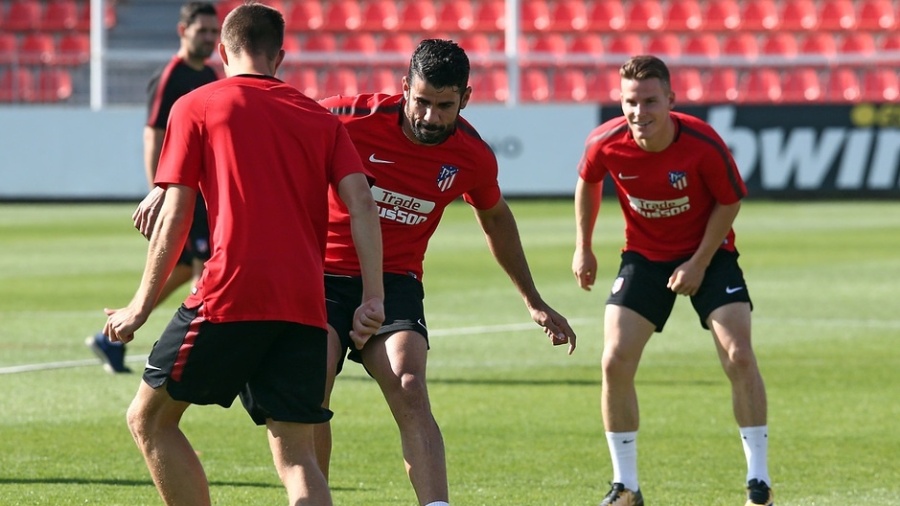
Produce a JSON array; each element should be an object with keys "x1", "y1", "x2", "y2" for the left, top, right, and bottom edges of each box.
[{"x1": 1, "y1": 0, "x2": 899, "y2": 105}]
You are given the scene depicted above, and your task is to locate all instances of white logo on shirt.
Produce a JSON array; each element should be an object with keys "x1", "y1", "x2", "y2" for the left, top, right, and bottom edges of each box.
[{"x1": 369, "y1": 153, "x2": 395, "y2": 164}]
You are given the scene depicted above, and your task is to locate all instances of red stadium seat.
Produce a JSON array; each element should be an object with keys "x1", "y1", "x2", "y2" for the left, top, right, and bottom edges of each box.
[
  {"x1": 3, "y1": 0, "x2": 42, "y2": 31},
  {"x1": 0, "y1": 68, "x2": 36, "y2": 102},
  {"x1": 436, "y1": 0, "x2": 475, "y2": 32},
  {"x1": 526, "y1": 33, "x2": 566, "y2": 68},
  {"x1": 682, "y1": 33, "x2": 720, "y2": 58},
  {"x1": 761, "y1": 33, "x2": 798, "y2": 59},
  {"x1": 861, "y1": 68, "x2": 900, "y2": 101},
  {"x1": 472, "y1": 0, "x2": 505, "y2": 32},
  {"x1": 0, "y1": 34, "x2": 17, "y2": 65},
  {"x1": 322, "y1": 0, "x2": 361, "y2": 31},
  {"x1": 469, "y1": 67, "x2": 508, "y2": 102},
  {"x1": 362, "y1": 68, "x2": 400, "y2": 95},
  {"x1": 360, "y1": 0, "x2": 399, "y2": 31},
  {"x1": 457, "y1": 33, "x2": 494, "y2": 58},
  {"x1": 879, "y1": 33, "x2": 900, "y2": 56},
  {"x1": 607, "y1": 33, "x2": 644, "y2": 57},
  {"x1": 41, "y1": 0, "x2": 79, "y2": 31},
  {"x1": 780, "y1": 0, "x2": 818, "y2": 31},
  {"x1": 782, "y1": 67, "x2": 823, "y2": 103},
  {"x1": 671, "y1": 68, "x2": 703, "y2": 103},
  {"x1": 216, "y1": 0, "x2": 242, "y2": 24},
  {"x1": 722, "y1": 33, "x2": 759, "y2": 60},
  {"x1": 286, "y1": 0, "x2": 323, "y2": 32},
  {"x1": 282, "y1": 34, "x2": 301, "y2": 56},
  {"x1": 341, "y1": 33, "x2": 378, "y2": 54},
  {"x1": 664, "y1": 0, "x2": 702, "y2": 31},
  {"x1": 740, "y1": 68, "x2": 782, "y2": 103},
  {"x1": 624, "y1": 0, "x2": 664, "y2": 31},
  {"x1": 569, "y1": 33, "x2": 604, "y2": 58},
  {"x1": 302, "y1": 33, "x2": 338, "y2": 53},
  {"x1": 398, "y1": 0, "x2": 437, "y2": 31},
  {"x1": 380, "y1": 32, "x2": 415, "y2": 54},
  {"x1": 36, "y1": 68, "x2": 72, "y2": 102},
  {"x1": 281, "y1": 68, "x2": 320, "y2": 98},
  {"x1": 586, "y1": 67, "x2": 622, "y2": 103},
  {"x1": 552, "y1": 68, "x2": 588, "y2": 102},
  {"x1": 550, "y1": 0, "x2": 588, "y2": 32},
  {"x1": 521, "y1": 0, "x2": 551, "y2": 32},
  {"x1": 800, "y1": 32, "x2": 837, "y2": 57},
  {"x1": 705, "y1": 68, "x2": 740, "y2": 102},
  {"x1": 646, "y1": 33, "x2": 681, "y2": 58},
  {"x1": 76, "y1": 1, "x2": 117, "y2": 31},
  {"x1": 702, "y1": 0, "x2": 741, "y2": 31},
  {"x1": 586, "y1": 0, "x2": 625, "y2": 31},
  {"x1": 840, "y1": 32, "x2": 877, "y2": 57},
  {"x1": 57, "y1": 32, "x2": 91, "y2": 65},
  {"x1": 818, "y1": 0, "x2": 857, "y2": 30},
  {"x1": 520, "y1": 68, "x2": 550, "y2": 102},
  {"x1": 857, "y1": 0, "x2": 896, "y2": 30},
  {"x1": 740, "y1": 0, "x2": 780, "y2": 31},
  {"x1": 322, "y1": 68, "x2": 359, "y2": 97},
  {"x1": 824, "y1": 67, "x2": 861, "y2": 102},
  {"x1": 19, "y1": 33, "x2": 56, "y2": 65}
]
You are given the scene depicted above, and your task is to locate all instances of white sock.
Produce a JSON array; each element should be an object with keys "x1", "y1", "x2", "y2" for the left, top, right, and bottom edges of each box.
[
  {"x1": 739, "y1": 425, "x2": 770, "y2": 485},
  {"x1": 424, "y1": 502, "x2": 449, "y2": 506},
  {"x1": 606, "y1": 431, "x2": 638, "y2": 491}
]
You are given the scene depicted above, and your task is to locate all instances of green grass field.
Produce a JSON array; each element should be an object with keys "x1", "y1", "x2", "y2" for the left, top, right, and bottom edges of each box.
[{"x1": 1, "y1": 199, "x2": 898, "y2": 505}]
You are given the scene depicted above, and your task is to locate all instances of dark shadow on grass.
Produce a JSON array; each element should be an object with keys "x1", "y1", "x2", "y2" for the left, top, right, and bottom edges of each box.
[
  {"x1": 0, "y1": 477, "x2": 362, "y2": 492},
  {"x1": 339, "y1": 375, "x2": 720, "y2": 387}
]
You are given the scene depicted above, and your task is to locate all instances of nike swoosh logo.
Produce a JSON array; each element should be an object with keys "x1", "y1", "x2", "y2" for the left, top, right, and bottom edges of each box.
[
  {"x1": 622, "y1": 439, "x2": 635, "y2": 444},
  {"x1": 369, "y1": 153, "x2": 395, "y2": 164},
  {"x1": 618, "y1": 173, "x2": 639, "y2": 180},
  {"x1": 725, "y1": 286, "x2": 744, "y2": 294},
  {"x1": 144, "y1": 363, "x2": 162, "y2": 371},
  {"x1": 417, "y1": 319, "x2": 428, "y2": 330}
]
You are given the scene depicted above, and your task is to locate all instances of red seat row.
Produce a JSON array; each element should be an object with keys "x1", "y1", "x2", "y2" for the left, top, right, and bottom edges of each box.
[
  {"x1": 0, "y1": 0, "x2": 117, "y2": 32},
  {"x1": 0, "y1": 66, "x2": 72, "y2": 102},
  {"x1": 0, "y1": 31, "x2": 89, "y2": 65},
  {"x1": 275, "y1": 64, "x2": 900, "y2": 105},
  {"x1": 216, "y1": 0, "x2": 900, "y2": 34}
]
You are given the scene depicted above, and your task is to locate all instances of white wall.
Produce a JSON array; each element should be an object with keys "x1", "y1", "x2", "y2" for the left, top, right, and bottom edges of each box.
[{"x1": 0, "y1": 105, "x2": 597, "y2": 200}]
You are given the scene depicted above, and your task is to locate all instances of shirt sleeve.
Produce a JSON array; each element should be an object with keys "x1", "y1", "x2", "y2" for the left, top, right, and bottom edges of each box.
[
  {"x1": 154, "y1": 96, "x2": 203, "y2": 190},
  {"x1": 462, "y1": 149, "x2": 502, "y2": 210},
  {"x1": 329, "y1": 122, "x2": 372, "y2": 186}
]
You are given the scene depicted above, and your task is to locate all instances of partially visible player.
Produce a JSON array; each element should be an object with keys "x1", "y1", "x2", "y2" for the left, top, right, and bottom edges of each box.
[
  {"x1": 311, "y1": 39, "x2": 576, "y2": 506},
  {"x1": 572, "y1": 55, "x2": 772, "y2": 506},
  {"x1": 86, "y1": 1, "x2": 220, "y2": 373},
  {"x1": 105, "y1": 4, "x2": 383, "y2": 505}
]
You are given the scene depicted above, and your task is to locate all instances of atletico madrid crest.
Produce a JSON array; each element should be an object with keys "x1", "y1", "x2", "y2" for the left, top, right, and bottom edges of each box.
[
  {"x1": 437, "y1": 165, "x2": 459, "y2": 192},
  {"x1": 668, "y1": 171, "x2": 688, "y2": 190}
]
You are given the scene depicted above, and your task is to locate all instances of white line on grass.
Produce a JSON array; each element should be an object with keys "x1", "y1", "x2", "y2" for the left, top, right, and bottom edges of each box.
[{"x1": 0, "y1": 354, "x2": 149, "y2": 375}]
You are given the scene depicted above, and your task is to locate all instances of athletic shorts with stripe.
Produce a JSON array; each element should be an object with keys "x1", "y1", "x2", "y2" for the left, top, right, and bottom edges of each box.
[
  {"x1": 606, "y1": 249, "x2": 753, "y2": 332},
  {"x1": 325, "y1": 272, "x2": 429, "y2": 375},
  {"x1": 143, "y1": 304, "x2": 332, "y2": 425}
]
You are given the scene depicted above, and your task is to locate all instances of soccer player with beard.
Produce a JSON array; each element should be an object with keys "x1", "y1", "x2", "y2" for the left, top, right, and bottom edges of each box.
[
  {"x1": 313, "y1": 39, "x2": 576, "y2": 506},
  {"x1": 572, "y1": 55, "x2": 772, "y2": 506}
]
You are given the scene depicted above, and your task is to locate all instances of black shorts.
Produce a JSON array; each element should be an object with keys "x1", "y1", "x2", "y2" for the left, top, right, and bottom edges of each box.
[
  {"x1": 325, "y1": 272, "x2": 428, "y2": 374},
  {"x1": 177, "y1": 194, "x2": 211, "y2": 266},
  {"x1": 606, "y1": 249, "x2": 752, "y2": 332},
  {"x1": 144, "y1": 304, "x2": 332, "y2": 425}
]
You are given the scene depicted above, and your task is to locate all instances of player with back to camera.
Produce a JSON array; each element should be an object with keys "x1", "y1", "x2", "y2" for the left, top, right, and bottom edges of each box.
[
  {"x1": 105, "y1": 3, "x2": 384, "y2": 505},
  {"x1": 572, "y1": 55, "x2": 773, "y2": 506},
  {"x1": 309, "y1": 39, "x2": 576, "y2": 506},
  {"x1": 86, "y1": 1, "x2": 220, "y2": 374}
]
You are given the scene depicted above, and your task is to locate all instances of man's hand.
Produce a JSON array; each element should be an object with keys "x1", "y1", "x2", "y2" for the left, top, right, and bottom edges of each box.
[
  {"x1": 529, "y1": 303, "x2": 577, "y2": 355},
  {"x1": 133, "y1": 186, "x2": 166, "y2": 239},
  {"x1": 349, "y1": 297, "x2": 385, "y2": 350},
  {"x1": 572, "y1": 248, "x2": 598, "y2": 291},
  {"x1": 102, "y1": 306, "x2": 150, "y2": 344}
]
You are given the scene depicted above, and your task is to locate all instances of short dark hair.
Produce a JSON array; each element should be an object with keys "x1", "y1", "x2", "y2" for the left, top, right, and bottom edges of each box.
[
  {"x1": 179, "y1": 1, "x2": 217, "y2": 27},
  {"x1": 620, "y1": 55, "x2": 671, "y2": 92},
  {"x1": 222, "y1": 2, "x2": 284, "y2": 60},
  {"x1": 407, "y1": 39, "x2": 470, "y2": 94}
]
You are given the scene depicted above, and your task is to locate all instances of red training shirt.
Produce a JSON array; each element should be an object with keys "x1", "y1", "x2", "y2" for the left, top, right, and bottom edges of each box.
[
  {"x1": 155, "y1": 75, "x2": 367, "y2": 327},
  {"x1": 320, "y1": 93, "x2": 501, "y2": 280},
  {"x1": 578, "y1": 111, "x2": 747, "y2": 262}
]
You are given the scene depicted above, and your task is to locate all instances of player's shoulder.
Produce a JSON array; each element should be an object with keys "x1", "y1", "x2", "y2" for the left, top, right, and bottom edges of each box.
[
  {"x1": 672, "y1": 110, "x2": 727, "y2": 147},
  {"x1": 319, "y1": 93, "x2": 402, "y2": 121},
  {"x1": 451, "y1": 114, "x2": 495, "y2": 158},
  {"x1": 584, "y1": 115, "x2": 629, "y2": 148}
]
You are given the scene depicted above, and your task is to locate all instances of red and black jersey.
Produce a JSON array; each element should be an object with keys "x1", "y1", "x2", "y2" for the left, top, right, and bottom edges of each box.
[
  {"x1": 579, "y1": 111, "x2": 747, "y2": 262},
  {"x1": 155, "y1": 75, "x2": 367, "y2": 327},
  {"x1": 320, "y1": 93, "x2": 501, "y2": 280},
  {"x1": 146, "y1": 56, "x2": 219, "y2": 129}
]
